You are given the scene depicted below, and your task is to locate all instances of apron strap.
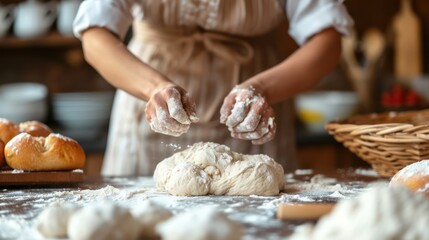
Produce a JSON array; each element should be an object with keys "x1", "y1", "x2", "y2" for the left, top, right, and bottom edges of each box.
[{"x1": 133, "y1": 21, "x2": 254, "y2": 89}]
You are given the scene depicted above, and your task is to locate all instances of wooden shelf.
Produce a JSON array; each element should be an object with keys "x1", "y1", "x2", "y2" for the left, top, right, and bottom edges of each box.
[
  {"x1": 0, "y1": 32, "x2": 81, "y2": 48},
  {"x1": 2, "y1": 0, "x2": 60, "y2": 5}
]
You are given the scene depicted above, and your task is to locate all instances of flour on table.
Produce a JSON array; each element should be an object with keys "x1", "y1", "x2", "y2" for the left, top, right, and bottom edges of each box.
[
  {"x1": 289, "y1": 186, "x2": 429, "y2": 240},
  {"x1": 295, "y1": 169, "x2": 313, "y2": 175},
  {"x1": 153, "y1": 142, "x2": 284, "y2": 196},
  {"x1": 55, "y1": 185, "x2": 149, "y2": 202},
  {"x1": 156, "y1": 206, "x2": 242, "y2": 240},
  {"x1": 354, "y1": 168, "x2": 379, "y2": 177},
  {"x1": 310, "y1": 174, "x2": 338, "y2": 184}
]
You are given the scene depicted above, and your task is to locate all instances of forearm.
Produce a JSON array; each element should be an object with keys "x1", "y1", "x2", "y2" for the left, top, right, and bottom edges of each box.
[
  {"x1": 81, "y1": 27, "x2": 171, "y2": 101},
  {"x1": 242, "y1": 27, "x2": 342, "y2": 104}
]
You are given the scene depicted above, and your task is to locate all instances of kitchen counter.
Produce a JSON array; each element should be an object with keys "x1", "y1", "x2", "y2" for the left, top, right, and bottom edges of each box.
[{"x1": 0, "y1": 169, "x2": 388, "y2": 240}]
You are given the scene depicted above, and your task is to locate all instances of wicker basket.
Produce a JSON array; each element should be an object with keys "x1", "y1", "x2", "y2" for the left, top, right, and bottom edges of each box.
[{"x1": 326, "y1": 109, "x2": 429, "y2": 177}]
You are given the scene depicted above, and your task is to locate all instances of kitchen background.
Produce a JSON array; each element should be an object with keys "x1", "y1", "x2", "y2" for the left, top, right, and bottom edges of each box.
[{"x1": 0, "y1": 0, "x2": 428, "y2": 176}]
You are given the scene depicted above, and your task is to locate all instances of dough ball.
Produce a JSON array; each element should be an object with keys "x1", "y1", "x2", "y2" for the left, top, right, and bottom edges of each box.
[
  {"x1": 288, "y1": 186, "x2": 429, "y2": 240},
  {"x1": 390, "y1": 160, "x2": 429, "y2": 197},
  {"x1": 35, "y1": 202, "x2": 80, "y2": 238},
  {"x1": 68, "y1": 201, "x2": 140, "y2": 240},
  {"x1": 156, "y1": 206, "x2": 242, "y2": 240},
  {"x1": 131, "y1": 200, "x2": 173, "y2": 238},
  {"x1": 154, "y1": 142, "x2": 284, "y2": 196}
]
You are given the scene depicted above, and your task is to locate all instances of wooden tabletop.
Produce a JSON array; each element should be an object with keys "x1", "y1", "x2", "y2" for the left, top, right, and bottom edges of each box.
[{"x1": 0, "y1": 169, "x2": 388, "y2": 239}]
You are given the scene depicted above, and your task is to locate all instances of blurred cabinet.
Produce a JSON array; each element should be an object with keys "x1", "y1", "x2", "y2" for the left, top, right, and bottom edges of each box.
[{"x1": 0, "y1": 32, "x2": 79, "y2": 48}]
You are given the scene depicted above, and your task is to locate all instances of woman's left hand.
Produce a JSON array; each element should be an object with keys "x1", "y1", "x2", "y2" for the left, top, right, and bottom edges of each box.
[{"x1": 220, "y1": 86, "x2": 276, "y2": 145}]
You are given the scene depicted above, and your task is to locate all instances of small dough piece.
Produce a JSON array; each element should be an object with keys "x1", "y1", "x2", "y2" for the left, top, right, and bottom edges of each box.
[
  {"x1": 5, "y1": 133, "x2": 85, "y2": 171},
  {"x1": 390, "y1": 159, "x2": 429, "y2": 197},
  {"x1": 154, "y1": 142, "x2": 284, "y2": 196},
  {"x1": 35, "y1": 202, "x2": 80, "y2": 238},
  {"x1": 156, "y1": 206, "x2": 242, "y2": 240},
  {"x1": 288, "y1": 186, "x2": 429, "y2": 240},
  {"x1": 68, "y1": 201, "x2": 140, "y2": 240},
  {"x1": 19, "y1": 121, "x2": 53, "y2": 137},
  {"x1": 131, "y1": 200, "x2": 173, "y2": 238}
]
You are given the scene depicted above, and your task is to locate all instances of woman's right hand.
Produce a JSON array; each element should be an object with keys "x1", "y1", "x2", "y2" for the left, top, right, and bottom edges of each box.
[{"x1": 145, "y1": 84, "x2": 199, "y2": 136}]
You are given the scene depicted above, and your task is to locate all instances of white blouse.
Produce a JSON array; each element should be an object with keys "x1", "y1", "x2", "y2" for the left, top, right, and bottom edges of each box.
[{"x1": 73, "y1": 0, "x2": 354, "y2": 46}]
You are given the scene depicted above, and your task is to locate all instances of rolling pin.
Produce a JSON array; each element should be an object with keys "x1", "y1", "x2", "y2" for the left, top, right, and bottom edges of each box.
[{"x1": 277, "y1": 203, "x2": 336, "y2": 220}]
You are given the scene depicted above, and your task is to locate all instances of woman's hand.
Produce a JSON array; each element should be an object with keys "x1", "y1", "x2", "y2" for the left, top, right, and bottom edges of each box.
[
  {"x1": 220, "y1": 86, "x2": 276, "y2": 145},
  {"x1": 145, "y1": 84, "x2": 199, "y2": 136}
]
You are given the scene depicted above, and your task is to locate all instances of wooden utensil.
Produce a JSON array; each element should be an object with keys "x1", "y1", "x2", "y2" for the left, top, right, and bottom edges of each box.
[
  {"x1": 362, "y1": 28, "x2": 386, "y2": 110},
  {"x1": 342, "y1": 31, "x2": 366, "y2": 109},
  {"x1": 342, "y1": 28, "x2": 386, "y2": 113},
  {"x1": 277, "y1": 203, "x2": 336, "y2": 220},
  {"x1": 342, "y1": 31, "x2": 377, "y2": 113},
  {"x1": 392, "y1": 0, "x2": 422, "y2": 80}
]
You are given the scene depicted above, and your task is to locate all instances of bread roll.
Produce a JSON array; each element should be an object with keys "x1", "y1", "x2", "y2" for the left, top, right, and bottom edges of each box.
[
  {"x1": 389, "y1": 160, "x2": 429, "y2": 197},
  {"x1": 0, "y1": 118, "x2": 20, "y2": 144},
  {"x1": 0, "y1": 118, "x2": 20, "y2": 167},
  {"x1": 19, "y1": 121, "x2": 53, "y2": 137},
  {"x1": 5, "y1": 133, "x2": 86, "y2": 171},
  {"x1": 0, "y1": 140, "x2": 5, "y2": 168}
]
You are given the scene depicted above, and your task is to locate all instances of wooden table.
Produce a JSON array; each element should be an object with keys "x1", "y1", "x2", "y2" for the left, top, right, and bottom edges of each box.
[{"x1": 0, "y1": 169, "x2": 388, "y2": 240}]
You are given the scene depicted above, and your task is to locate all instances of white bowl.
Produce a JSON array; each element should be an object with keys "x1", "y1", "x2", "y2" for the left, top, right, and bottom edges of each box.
[
  {"x1": 295, "y1": 91, "x2": 359, "y2": 133},
  {"x1": 0, "y1": 83, "x2": 48, "y2": 123},
  {"x1": 52, "y1": 91, "x2": 114, "y2": 129}
]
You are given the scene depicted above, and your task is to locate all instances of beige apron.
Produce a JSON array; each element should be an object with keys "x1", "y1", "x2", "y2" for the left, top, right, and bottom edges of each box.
[{"x1": 102, "y1": 0, "x2": 297, "y2": 176}]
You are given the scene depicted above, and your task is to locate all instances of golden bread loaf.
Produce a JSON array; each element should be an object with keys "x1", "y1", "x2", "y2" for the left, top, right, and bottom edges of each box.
[
  {"x1": 5, "y1": 133, "x2": 86, "y2": 171},
  {"x1": 389, "y1": 160, "x2": 429, "y2": 197}
]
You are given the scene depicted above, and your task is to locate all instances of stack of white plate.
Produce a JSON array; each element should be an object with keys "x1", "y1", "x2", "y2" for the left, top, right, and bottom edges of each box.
[
  {"x1": 52, "y1": 91, "x2": 115, "y2": 140},
  {"x1": 0, "y1": 83, "x2": 48, "y2": 123}
]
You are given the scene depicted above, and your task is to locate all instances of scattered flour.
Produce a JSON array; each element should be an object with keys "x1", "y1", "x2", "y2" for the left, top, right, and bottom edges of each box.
[
  {"x1": 11, "y1": 169, "x2": 24, "y2": 174},
  {"x1": 354, "y1": 168, "x2": 379, "y2": 177},
  {"x1": 54, "y1": 185, "x2": 150, "y2": 202},
  {"x1": 295, "y1": 169, "x2": 313, "y2": 175},
  {"x1": 310, "y1": 174, "x2": 338, "y2": 184}
]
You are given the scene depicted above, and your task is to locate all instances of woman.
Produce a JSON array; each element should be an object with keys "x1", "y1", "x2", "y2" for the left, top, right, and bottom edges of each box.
[{"x1": 74, "y1": 0, "x2": 353, "y2": 176}]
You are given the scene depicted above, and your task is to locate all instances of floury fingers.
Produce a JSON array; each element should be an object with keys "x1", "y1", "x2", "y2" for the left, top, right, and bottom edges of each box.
[
  {"x1": 145, "y1": 85, "x2": 198, "y2": 137},
  {"x1": 220, "y1": 85, "x2": 276, "y2": 144}
]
